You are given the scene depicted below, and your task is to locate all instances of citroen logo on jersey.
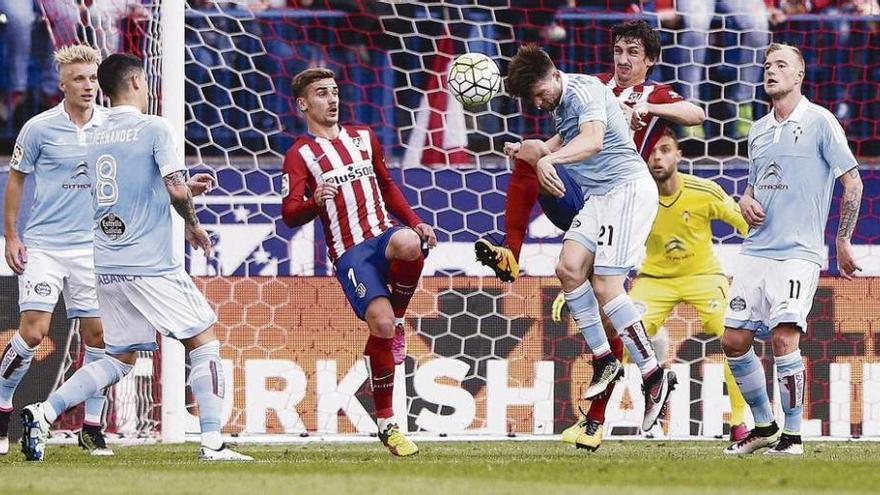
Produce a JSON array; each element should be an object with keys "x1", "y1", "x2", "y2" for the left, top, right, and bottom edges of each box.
[
  {"x1": 758, "y1": 161, "x2": 789, "y2": 190},
  {"x1": 71, "y1": 161, "x2": 89, "y2": 179},
  {"x1": 764, "y1": 161, "x2": 782, "y2": 182},
  {"x1": 664, "y1": 237, "x2": 686, "y2": 254},
  {"x1": 63, "y1": 161, "x2": 92, "y2": 189}
]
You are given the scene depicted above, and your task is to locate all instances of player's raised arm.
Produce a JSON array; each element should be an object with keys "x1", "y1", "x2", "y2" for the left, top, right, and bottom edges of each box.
[
  {"x1": 835, "y1": 168, "x2": 863, "y2": 279},
  {"x1": 543, "y1": 121, "x2": 606, "y2": 165},
  {"x1": 636, "y1": 86, "x2": 705, "y2": 128}
]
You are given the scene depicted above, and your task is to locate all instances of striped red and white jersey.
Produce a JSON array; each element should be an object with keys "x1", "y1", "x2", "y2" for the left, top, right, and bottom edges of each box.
[
  {"x1": 595, "y1": 73, "x2": 685, "y2": 160},
  {"x1": 281, "y1": 125, "x2": 422, "y2": 263}
]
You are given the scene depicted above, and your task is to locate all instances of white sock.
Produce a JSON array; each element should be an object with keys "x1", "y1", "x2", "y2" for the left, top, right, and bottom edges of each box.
[
  {"x1": 42, "y1": 402, "x2": 59, "y2": 424},
  {"x1": 201, "y1": 430, "x2": 223, "y2": 450},
  {"x1": 377, "y1": 417, "x2": 395, "y2": 433}
]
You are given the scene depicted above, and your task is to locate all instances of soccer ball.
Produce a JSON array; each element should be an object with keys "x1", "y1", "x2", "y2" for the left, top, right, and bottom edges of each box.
[{"x1": 446, "y1": 53, "x2": 501, "y2": 107}]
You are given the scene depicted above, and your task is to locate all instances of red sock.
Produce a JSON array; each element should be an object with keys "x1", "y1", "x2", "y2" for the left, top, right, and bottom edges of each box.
[
  {"x1": 388, "y1": 255, "x2": 424, "y2": 319},
  {"x1": 364, "y1": 334, "x2": 395, "y2": 418},
  {"x1": 586, "y1": 333, "x2": 625, "y2": 424},
  {"x1": 505, "y1": 159, "x2": 540, "y2": 260}
]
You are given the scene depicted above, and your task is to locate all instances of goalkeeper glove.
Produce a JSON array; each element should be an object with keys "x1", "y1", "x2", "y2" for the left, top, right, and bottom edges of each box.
[{"x1": 551, "y1": 290, "x2": 566, "y2": 323}]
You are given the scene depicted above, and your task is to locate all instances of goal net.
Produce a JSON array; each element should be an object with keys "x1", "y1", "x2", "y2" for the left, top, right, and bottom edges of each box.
[{"x1": 35, "y1": 0, "x2": 880, "y2": 441}]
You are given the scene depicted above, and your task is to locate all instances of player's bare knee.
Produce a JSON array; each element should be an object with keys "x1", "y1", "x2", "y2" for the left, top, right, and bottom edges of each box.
[
  {"x1": 182, "y1": 328, "x2": 218, "y2": 353},
  {"x1": 80, "y1": 318, "x2": 105, "y2": 347},
  {"x1": 390, "y1": 229, "x2": 422, "y2": 261},
  {"x1": 18, "y1": 314, "x2": 50, "y2": 348},
  {"x1": 365, "y1": 300, "x2": 395, "y2": 338},
  {"x1": 590, "y1": 275, "x2": 624, "y2": 306},
  {"x1": 110, "y1": 351, "x2": 138, "y2": 366},
  {"x1": 18, "y1": 329, "x2": 43, "y2": 349},
  {"x1": 721, "y1": 330, "x2": 750, "y2": 357},
  {"x1": 555, "y1": 259, "x2": 585, "y2": 290},
  {"x1": 367, "y1": 314, "x2": 395, "y2": 339},
  {"x1": 771, "y1": 326, "x2": 801, "y2": 356}
]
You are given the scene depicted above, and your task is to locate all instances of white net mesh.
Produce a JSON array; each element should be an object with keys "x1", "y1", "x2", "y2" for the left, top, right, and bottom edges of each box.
[{"x1": 39, "y1": 0, "x2": 880, "y2": 439}]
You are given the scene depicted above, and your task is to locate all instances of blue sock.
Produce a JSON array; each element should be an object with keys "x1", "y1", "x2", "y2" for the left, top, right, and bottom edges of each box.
[
  {"x1": 44, "y1": 356, "x2": 132, "y2": 423},
  {"x1": 0, "y1": 333, "x2": 36, "y2": 410},
  {"x1": 189, "y1": 340, "x2": 225, "y2": 449},
  {"x1": 603, "y1": 294, "x2": 658, "y2": 377},
  {"x1": 775, "y1": 350, "x2": 805, "y2": 435},
  {"x1": 83, "y1": 346, "x2": 107, "y2": 426},
  {"x1": 564, "y1": 281, "x2": 610, "y2": 357},
  {"x1": 726, "y1": 348, "x2": 775, "y2": 425}
]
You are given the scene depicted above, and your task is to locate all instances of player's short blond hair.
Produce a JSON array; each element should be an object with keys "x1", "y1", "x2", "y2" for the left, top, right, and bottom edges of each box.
[
  {"x1": 53, "y1": 44, "x2": 101, "y2": 68},
  {"x1": 765, "y1": 43, "x2": 805, "y2": 72}
]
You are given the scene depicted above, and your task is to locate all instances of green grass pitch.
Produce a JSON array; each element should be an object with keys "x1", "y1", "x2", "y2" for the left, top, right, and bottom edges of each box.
[{"x1": 2, "y1": 440, "x2": 879, "y2": 494}]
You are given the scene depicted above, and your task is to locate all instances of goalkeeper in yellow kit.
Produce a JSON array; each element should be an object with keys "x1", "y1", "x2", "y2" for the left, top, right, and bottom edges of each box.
[{"x1": 554, "y1": 129, "x2": 750, "y2": 443}]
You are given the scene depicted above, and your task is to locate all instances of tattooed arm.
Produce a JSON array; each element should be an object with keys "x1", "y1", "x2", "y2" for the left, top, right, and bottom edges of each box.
[
  {"x1": 165, "y1": 170, "x2": 212, "y2": 255},
  {"x1": 836, "y1": 167, "x2": 863, "y2": 280},
  {"x1": 164, "y1": 171, "x2": 199, "y2": 225}
]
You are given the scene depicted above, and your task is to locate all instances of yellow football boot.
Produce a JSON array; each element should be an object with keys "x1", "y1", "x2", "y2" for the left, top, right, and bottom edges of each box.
[
  {"x1": 379, "y1": 423, "x2": 419, "y2": 457},
  {"x1": 574, "y1": 419, "x2": 604, "y2": 451},
  {"x1": 474, "y1": 239, "x2": 520, "y2": 282},
  {"x1": 561, "y1": 417, "x2": 587, "y2": 445}
]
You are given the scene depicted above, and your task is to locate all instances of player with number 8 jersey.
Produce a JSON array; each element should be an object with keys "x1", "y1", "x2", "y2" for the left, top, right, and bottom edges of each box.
[
  {"x1": 281, "y1": 68, "x2": 436, "y2": 457},
  {"x1": 19, "y1": 53, "x2": 251, "y2": 462}
]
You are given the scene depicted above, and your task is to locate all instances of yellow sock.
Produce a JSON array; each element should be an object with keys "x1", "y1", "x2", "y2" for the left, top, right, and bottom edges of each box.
[{"x1": 724, "y1": 360, "x2": 747, "y2": 425}]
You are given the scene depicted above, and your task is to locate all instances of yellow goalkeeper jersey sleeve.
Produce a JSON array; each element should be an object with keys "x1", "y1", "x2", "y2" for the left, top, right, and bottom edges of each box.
[{"x1": 639, "y1": 174, "x2": 749, "y2": 278}]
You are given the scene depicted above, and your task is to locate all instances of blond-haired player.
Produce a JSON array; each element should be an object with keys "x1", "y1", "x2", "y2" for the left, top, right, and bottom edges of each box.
[
  {"x1": 722, "y1": 43, "x2": 862, "y2": 456},
  {"x1": 1, "y1": 45, "x2": 112, "y2": 456}
]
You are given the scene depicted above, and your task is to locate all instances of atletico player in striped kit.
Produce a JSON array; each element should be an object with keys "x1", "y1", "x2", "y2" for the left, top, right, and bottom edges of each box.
[{"x1": 282, "y1": 68, "x2": 436, "y2": 457}]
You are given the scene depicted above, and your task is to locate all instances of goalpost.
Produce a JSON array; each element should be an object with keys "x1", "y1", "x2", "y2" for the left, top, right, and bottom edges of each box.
[
  {"x1": 38, "y1": 0, "x2": 880, "y2": 443},
  {"x1": 159, "y1": 0, "x2": 187, "y2": 445}
]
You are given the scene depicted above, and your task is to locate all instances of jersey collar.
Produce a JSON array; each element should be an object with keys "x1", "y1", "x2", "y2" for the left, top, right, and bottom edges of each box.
[
  {"x1": 57, "y1": 100, "x2": 105, "y2": 130},
  {"x1": 109, "y1": 104, "x2": 142, "y2": 115},
  {"x1": 658, "y1": 174, "x2": 684, "y2": 207},
  {"x1": 770, "y1": 95, "x2": 809, "y2": 127}
]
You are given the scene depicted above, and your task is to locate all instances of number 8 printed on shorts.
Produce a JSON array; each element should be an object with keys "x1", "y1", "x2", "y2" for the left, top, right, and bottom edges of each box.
[{"x1": 96, "y1": 154, "x2": 118, "y2": 206}]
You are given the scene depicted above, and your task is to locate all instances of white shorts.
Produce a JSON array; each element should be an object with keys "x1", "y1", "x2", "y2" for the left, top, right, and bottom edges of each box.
[
  {"x1": 96, "y1": 270, "x2": 217, "y2": 355},
  {"x1": 563, "y1": 175, "x2": 658, "y2": 275},
  {"x1": 18, "y1": 247, "x2": 99, "y2": 318},
  {"x1": 724, "y1": 254, "x2": 820, "y2": 337}
]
